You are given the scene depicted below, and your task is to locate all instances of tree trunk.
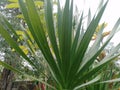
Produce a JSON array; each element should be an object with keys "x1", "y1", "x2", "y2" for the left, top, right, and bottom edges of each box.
[
  {"x1": 0, "y1": 68, "x2": 14, "y2": 90},
  {"x1": 0, "y1": 51, "x2": 18, "y2": 90}
]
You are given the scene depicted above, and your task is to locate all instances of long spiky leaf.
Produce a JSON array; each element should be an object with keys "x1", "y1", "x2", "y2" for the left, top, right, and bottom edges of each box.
[
  {"x1": 44, "y1": 0, "x2": 61, "y2": 68},
  {"x1": 20, "y1": 0, "x2": 64, "y2": 86},
  {"x1": 0, "y1": 23, "x2": 37, "y2": 69},
  {"x1": 69, "y1": 2, "x2": 108, "y2": 86}
]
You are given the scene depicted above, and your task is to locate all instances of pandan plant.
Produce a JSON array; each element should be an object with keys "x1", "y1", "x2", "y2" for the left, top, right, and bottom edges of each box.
[{"x1": 0, "y1": 0, "x2": 120, "y2": 90}]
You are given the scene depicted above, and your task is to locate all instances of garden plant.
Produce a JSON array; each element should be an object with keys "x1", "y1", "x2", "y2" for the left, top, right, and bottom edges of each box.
[{"x1": 0, "y1": 0, "x2": 120, "y2": 90}]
